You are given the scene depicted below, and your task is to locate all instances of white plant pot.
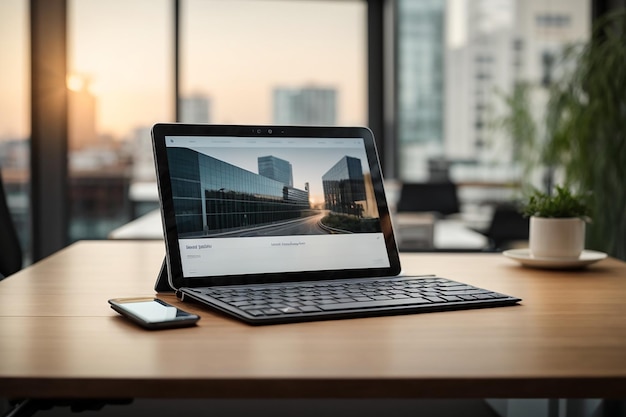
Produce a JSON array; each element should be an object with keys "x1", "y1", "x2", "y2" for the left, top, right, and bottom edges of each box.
[{"x1": 529, "y1": 216, "x2": 586, "y2": 259}]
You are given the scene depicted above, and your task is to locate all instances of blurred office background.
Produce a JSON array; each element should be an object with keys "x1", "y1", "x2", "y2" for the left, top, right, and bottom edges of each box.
[{"x1": 1, "y1": 0, "x2": 622, "y2": 266}]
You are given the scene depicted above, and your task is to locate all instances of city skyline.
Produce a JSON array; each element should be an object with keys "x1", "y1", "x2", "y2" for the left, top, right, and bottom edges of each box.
[
  {"x1": 0, "y1": 0, "x2": 366, "y2": 141},
  {"x1": 0, "y1": 0, "x2": 512, "y2": 143},
  {"x1": 0, "y1": 0, "x2": 596, "y2": 251},
  {"x1": 0, "y1": 0, "x2": 588, "y2": 179}
]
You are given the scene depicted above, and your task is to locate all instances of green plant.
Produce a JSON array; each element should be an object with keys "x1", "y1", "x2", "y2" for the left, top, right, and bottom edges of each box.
[
  {"x1": 521, "y1": 186, "x2": 590, "y2": 219},
  {"x1": 495, "y1": 10, "x2": 626, "y2": 259},
  {"x1": 492, "y1": 82, "x2": 541, "y2": 181},
  {"x1": 544, "y1": 10, "x2": 626, "y2": 259}
]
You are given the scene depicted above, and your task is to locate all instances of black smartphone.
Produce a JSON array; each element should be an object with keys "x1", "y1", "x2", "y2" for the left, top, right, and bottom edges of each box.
[{"x1": 108, "y1": 297, "x2": 200, "y2": 330}]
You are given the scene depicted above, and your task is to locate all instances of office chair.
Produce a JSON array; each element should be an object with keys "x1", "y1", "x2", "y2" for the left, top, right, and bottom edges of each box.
[
  {"x1": 396, "y1": 182, "x2": 460, "y2": 217},
  {"x1": 481, "y1": 202, "x2": 529, "y2": 251},
  {"x1": 0, "y1": 166, "x2": 23, "y2": 279}
]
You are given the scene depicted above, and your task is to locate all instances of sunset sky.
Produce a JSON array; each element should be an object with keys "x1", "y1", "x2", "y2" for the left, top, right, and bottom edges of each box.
[
  {"x1": 0, "y1": 0, "x2": 367, "y2": 141},
  {"x1": 0, "y1": 0, "x2": 28, "y2": 140},
  {"x1": 0, "y1": 0, "x2": 487, "y2": 142}
]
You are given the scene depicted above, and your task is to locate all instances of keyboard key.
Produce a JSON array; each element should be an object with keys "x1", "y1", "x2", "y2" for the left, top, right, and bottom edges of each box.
[
  {"x1": 319, "y1": 297, "x2": 431, "y2": 311},
  {"x1": 299, "y1": 306, "x2": 322, "y2": 313},
  {"x1": 473, "y1": 294, "x2": 495, "y2": 300},
  {"x1": 245, "y1": 310, "x2": 264, "y2": 316},
  {"x1": 458, "y1": 295, "x2": 476, "y2": 301},
  {"x1": 240, "y1": 304, "x2": 267, "y2": 311},
  {"x1": 441, "y1": 295, "x2": 463, "y2": 302},
  {"x1": 279, "y1": 307, "x2": 300, "y2": 314},
  {"x1": 420, "y1": 291, "x2": 440, "y2": 297},
  {"x1": 334, "y1": 298, "x2": 356, "y2": 303},
  {"x1": 231, "y1": 300, "x2": 252, "y2": 307},
  {"x1": 423, "y1": 296, "x2": 447, "y2": 303}
]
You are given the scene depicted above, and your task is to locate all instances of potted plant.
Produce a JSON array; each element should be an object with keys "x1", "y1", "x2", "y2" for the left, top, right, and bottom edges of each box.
[
  {"x1": 521, "y1": 186, "x2": 590, "y2": 259},
  {"x1": 541, "y1": 10, "x2": 626, "y2": 261},
  {"x1": 495, "y1": 10, "x2": 626, "y2": 260}
]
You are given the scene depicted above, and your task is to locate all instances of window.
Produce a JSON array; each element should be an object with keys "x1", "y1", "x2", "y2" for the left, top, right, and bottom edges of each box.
[
  {"x1": 68, "y1": 0, "x2": 172, "y2": 240},
  {"x1": 64, "y1": 0, "x2": 365, "y2": 242},
  {"x1": 15, "y1": 0, "x2": 599, "y2": 257},
  {"x1": 180, "y1": 0, "x2": 367, "y2": 127},
  {"x1": 395, "y1": 0, "x2": 590, "y2": 186},
  {"x1": 396, "y1": 0, "x2": 445, "y2": 179},
  {"x1": 0, "y1": 0, "x2": 30, "y2": 262}
]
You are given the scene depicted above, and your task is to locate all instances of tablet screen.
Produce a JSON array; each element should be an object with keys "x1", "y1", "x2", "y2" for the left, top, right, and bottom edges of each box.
[{"x1": 152, "y1": 124, "x2": 400, "y2": 288}]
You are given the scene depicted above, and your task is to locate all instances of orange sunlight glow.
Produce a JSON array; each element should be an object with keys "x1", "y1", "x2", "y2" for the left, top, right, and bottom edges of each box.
[{"x1": 66, "y1": 74, "x2": 85, "y2": 92}]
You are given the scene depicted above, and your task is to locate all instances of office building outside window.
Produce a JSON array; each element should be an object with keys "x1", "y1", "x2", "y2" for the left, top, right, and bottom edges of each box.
[
  {"x1": 67, "y1": 0, "x2": 172, "y2": 241},
  {"x1": 63, "y1": 0, "x2": 366, "y2": 242},
  {"x1": 396, "y1": 0, "x2": 445, "y2": 180},
  {"x1": 181, "y1": 0, "x2": 365, "y2": 128},
  {"x1": 5, "y1": 0, "x2": 598, "y2": 260},
  {"x1": 180, "y1": 94, "x2": 211, "y2": 124},
  {"x1": 273, "y1": 87, "x2": 338, "y2": 126},
  {"x1": 396, "y1": 0, "x2": 590, "y2": 188}
]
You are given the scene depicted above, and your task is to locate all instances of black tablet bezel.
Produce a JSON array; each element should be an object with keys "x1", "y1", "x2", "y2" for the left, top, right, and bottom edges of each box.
[{"x1": 151, "y1": 123, "x2": 402, "y2": 290}]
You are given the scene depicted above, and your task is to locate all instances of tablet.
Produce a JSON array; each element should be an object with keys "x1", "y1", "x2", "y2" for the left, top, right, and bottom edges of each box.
[{"x1": 151, "y1": 123, "x2": 401, "y2": 290}]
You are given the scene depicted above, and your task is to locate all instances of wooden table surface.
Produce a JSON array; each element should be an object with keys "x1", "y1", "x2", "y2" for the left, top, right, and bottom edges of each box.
[{"x1": 0, "y1": 241, "x2": 625, "y2": 399}]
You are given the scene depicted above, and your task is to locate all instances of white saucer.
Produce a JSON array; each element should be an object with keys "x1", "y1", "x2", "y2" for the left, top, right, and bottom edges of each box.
[{"x1": 503, "y1": 249, "x2": 607, "y2": 269}]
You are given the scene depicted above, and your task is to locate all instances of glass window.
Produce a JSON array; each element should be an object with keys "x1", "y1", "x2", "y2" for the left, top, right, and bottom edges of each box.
[
  {"x1": 0, "y1": 0, "x2": 30, "y2": 263},
  {"x1": 395, "y1": 0, "x2": 590, "y2": 220},
  {"x1": 397, "y1": 0, "x2": 591, "y2": 180},
  {"x1": 68, "y1": 0, "x2": 172, "y2": 241},
  {"x1": 180, "y1": 0, "x2": 367, "y2": 127}
]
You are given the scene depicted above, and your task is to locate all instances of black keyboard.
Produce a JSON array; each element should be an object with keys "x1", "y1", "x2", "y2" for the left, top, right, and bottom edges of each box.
[{"x1": 178, "y1": 275, "x2": 521, "y2": 325}]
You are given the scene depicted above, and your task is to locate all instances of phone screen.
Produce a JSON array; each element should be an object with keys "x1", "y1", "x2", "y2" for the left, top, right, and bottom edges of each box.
[
  {"x1": 124, "y1": 299, "x2": 182, "y2": 321},
  {"x1": 109, "y1": 298, "x2": 199, "y2": 329}
]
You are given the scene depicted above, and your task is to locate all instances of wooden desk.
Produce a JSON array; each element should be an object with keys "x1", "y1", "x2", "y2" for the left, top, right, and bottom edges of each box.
[{"x1": 0, "y1": 241, "x2": 625, "y2": 400}]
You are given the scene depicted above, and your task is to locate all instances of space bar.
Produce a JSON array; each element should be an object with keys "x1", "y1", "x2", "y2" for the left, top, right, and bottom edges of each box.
[{"x1": 319, "y1": 297, "x2": 431, "y2": 311}]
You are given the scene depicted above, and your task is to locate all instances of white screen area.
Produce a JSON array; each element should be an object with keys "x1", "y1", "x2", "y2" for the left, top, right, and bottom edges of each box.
[
  {"x1": 121, "y1": 300, "x2": 179, "y2": 323},
  {"x1": 165, "y1": 135, "x2": 391, "y2": 278}
]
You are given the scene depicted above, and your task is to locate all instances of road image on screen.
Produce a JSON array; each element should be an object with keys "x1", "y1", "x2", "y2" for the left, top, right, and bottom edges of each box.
[{"x1": 165, "y1": 136, "x2": 390, "y2": 278}]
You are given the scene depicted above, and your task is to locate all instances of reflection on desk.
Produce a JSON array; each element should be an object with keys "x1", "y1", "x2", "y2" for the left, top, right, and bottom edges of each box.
[{"x1": 109, "y1": 209, "x2": 489, "y2": 252}]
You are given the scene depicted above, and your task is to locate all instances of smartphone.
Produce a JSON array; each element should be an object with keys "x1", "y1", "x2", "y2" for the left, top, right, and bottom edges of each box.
[{"x1": 108, "y1": 297, "x2": 200, "y2": 330}]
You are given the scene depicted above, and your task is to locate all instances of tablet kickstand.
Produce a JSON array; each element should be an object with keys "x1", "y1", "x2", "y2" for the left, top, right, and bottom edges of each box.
[{"x1": 154, "y1": 257, "x2": 174, "y2": 292}]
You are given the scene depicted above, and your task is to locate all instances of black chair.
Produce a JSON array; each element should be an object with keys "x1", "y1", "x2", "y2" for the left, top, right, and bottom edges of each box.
[
  {"x1": 481, "y1": 202, "x2": 529, "y2": 251},
  {"x1": 0, "y1": 167, "x2": 23, "y2": 279},
  {"x1": 396, "y1": 182, "x2": 460, "y2": 217}
]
